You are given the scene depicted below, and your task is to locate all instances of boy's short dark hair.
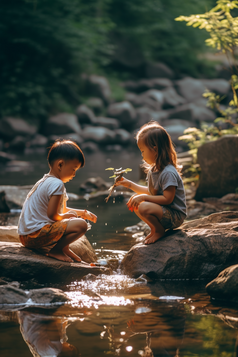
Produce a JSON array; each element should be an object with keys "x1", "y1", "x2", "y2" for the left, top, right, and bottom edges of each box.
[{"x1": 47, "y1": 139, "x2": 85, "y2": 167}]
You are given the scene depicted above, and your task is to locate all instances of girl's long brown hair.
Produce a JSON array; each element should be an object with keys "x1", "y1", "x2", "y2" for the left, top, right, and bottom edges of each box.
[{"x1": 136, "y1": 121, "x2": 180, "y2": 174}]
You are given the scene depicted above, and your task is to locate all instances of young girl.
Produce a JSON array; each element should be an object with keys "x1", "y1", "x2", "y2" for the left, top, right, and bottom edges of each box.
[
  {"x1": 115, "y1": 121, "x2": 187, "y2": 244},
  {"x1": 18, "y1": 139, "x2": 97, "y2": 263}
]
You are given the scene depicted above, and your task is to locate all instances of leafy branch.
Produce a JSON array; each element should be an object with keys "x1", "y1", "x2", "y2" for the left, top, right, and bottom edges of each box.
[{"x1": 105, "y1": 167, "x2": 132, "y2": 202}]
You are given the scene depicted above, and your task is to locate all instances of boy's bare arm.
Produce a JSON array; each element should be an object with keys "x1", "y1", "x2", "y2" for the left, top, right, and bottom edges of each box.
[
  {"x1": 115, "y1": 177, "x2": 149, "y2": 195},
  {"x1": 47, "y1": 195, "x2": 77, "y2": 221}
]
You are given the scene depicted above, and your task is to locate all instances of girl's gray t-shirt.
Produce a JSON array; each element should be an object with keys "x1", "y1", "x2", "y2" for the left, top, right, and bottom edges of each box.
[{"x1": 147, "y1": 164, "x2": 187, "y2": 217}]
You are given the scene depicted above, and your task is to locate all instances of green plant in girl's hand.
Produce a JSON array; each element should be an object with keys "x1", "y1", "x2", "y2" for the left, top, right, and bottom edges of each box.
[{"x1": 105, "y1": 167, "x2": 132, "y2": 203}]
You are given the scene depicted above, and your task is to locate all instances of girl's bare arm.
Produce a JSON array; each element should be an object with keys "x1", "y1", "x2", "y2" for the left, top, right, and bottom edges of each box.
[
  {"x1": 127, "y1": 186, "x2": 176, "y2": 209},
  {"x1": 115, "y1": 177, "x2": 149, "y2": 195}
]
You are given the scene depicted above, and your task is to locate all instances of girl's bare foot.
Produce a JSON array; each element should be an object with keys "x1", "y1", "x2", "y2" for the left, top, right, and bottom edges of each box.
[
  {"x1": 144, "y1": 232, "x2": 163, "y2": 245},
  {"x1": 63, "y1": 247, "x2": 81, "y2": 262},
  {"x1": 47, "y1": 249, "x2": 73, "y2": 262}
]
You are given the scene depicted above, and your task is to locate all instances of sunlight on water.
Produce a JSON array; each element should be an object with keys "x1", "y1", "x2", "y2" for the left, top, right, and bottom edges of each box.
[{"x1": 66, "y1": 274, "x2": 139, "y2": 308}]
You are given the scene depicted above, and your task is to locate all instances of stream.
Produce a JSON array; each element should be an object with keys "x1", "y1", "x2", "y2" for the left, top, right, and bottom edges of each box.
[{"x1": 0, "y1": 148, "x2": 238, "y2": 357}]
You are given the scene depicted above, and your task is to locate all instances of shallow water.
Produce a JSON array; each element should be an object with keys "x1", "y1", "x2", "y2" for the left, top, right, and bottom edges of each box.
[{"x1": 0, "y1": 149, "x2": 238, "y2": 357}]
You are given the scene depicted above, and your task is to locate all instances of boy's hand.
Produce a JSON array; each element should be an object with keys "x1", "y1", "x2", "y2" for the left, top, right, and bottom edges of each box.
[
  {"x1": 63, "y1": 211, "x2": 78, "y2": 219},
  {"x1": 83, "y1": 210, "x2": 97, "y2": 223}
]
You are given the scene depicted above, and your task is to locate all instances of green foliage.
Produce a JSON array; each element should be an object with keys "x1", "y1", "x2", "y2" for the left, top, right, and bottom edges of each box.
[
  {"x1": 177, "y1": 0, "x2": 238, "y2": 184},
  {"x1": 0, "y1": 0, "x2": 220, "y2": 119},
  {"x1": 108, "y1": 0, "x2": 217, "y2": 77},
  {"x1": 0, "y1": 0, "x2": 114, "y2": 119}
]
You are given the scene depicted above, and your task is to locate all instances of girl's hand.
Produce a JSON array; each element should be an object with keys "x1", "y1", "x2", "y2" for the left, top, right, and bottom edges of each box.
[
  {"x1": 83, "y1": 210, "x2": 97, "y2": 223},
  {"x1": 127, "y1": 194, "x2": 146, "y2": 211},
  {"x1": 114, "y1": 177, "x2": 131, "y2": 188}
]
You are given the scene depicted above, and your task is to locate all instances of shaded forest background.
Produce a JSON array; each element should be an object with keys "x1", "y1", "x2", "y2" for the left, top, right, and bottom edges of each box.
[{"x1": 0, "y1": 0, "x2": 218, "y2": 121}]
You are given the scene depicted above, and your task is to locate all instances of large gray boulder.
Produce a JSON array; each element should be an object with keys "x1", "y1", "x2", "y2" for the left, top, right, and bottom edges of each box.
[
  {"x1": 76, "y1": 104, "x2": 96, "y2": 125},
  {"x1": 107, "y1": 101, "x2": 137, "y2": 129},
  {"x1": 195, "y1": 135, "x2": 238, "y2": 200},
  {"x1": 45, "y1": 113, "x2": 82, "y2": 136},
  {"x1": 121, "y1": 211, "x2": 238, "y2": 280},
  {"x1": 87, "y1": 75, "x2": 111, "y2": 105},
  {"x1": 200, "y1": 79, "x2": 230, "y2": 95},
  {"x1": 169, "y1": 102, "x2": 216, "y2": 123},
  {"x1": 0, "y1": 117, "x2": 37, "y2": 140},
  {"x1": 82, "y1": 126, "x2": 115, "y2": 144},
  {"x1": 175, "y1": 77, "x2": 207, "y2": 102},
  {"x1": 206, "y1": 265, "x2": 238, "y2": 304},
  {"x1": 0, "y1": 241, "x2": 109, "y2": 283}
]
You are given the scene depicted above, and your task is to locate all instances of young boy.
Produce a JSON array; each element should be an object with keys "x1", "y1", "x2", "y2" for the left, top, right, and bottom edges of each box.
[{"x1": 18, "y1": 139, "x2": 97, "y2": 263}]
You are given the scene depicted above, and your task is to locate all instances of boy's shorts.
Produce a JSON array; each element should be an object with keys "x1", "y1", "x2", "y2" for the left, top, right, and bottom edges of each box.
[
  {"x1": 159, "y1": 206, "x2": 186, "y2": 230},
  {"x1": 19, "y1": 219, "x2": 69, "y2": 254}
]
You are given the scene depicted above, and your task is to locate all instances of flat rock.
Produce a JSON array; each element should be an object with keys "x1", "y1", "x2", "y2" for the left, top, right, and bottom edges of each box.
[
  {"x1": 121, "y1": 211, "x2": 238, "y2": 280},
  {"x1": 0, "y1": 242, "x2": 110, "y2": 283}
]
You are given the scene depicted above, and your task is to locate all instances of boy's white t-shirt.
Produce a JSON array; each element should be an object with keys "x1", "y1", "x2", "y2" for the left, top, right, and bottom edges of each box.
[{"x1": 18, "y1": 175, "x2": 68, "y2": 236}]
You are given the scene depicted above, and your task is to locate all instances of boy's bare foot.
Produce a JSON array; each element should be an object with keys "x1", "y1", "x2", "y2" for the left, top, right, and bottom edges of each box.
[
  {"x1": 63, "y1": 247, "x2": 81, "y2": 262},
  {"x1": 144, "y1": 232, "x2": 163, "y2": 245},
  {"x1": 47, "y1": 250, "x2": 73, "y2": 263}
]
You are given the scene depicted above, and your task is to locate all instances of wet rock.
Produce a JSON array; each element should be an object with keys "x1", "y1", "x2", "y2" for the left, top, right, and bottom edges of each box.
[
  {"x1": 27, "y1": 134, "x2": 48, "y2": 148},
  {"x1": 121, "y1": 211, "x2": 238, "y2": 280},
  {"x1": 122, "y1": 78, "x2": 173, "y2": 93},
  {"x1": 0, "y1": 185, "x2": 30, "y2": 208},
  {"x1": 94, "y1": 117, "x2": 119, "y2": 130},
  {"x1": 45, "y1": 113, "x2": 82, "y2": 136},
  {"x1": 0, "y1": 151, "x2": 15, "y2": 163},
  {"x1": 175, "y1": 77, "x2": 207, "y2": 102},
  {"x1": 168, "y1": 102, "x2": 216, "y2": 123},
  {"x1": 162, "y1": 119, "x2": 191, "y2": 147},
  {"x1": 86, "y1": 97, "x2": 104, "y2": 115},
  {"x1": 206, "y1": 265, "x2": 238, "y2": 304},
  {"x1": 0, "y1": 285, "x2": 28, "y2": 305},
  {"x1": 0, "y1": 192, "x2": 10, "y2": 213},
  {"x1": 195, "y1": 135, "x2": 238, "y2": 200},
  {"x1": 107, "y1": 101, "x2": 137, "y2": 129},
  {"x1": 28, "y1": 288, "x2": 69, "y2": 304},
  {"x1": 76, "y1": 104, "x2": 96, "y2": 125},
  {"x1": 114, "y1": 128, "x2": 131, "y2": 145},
  {"x1": 186, "y1": 200, "x2": 219, "y2": 220},
  {"x1": 81, "y1": 141, "x2": 98, "y2": 153},
  {"x1": 127, "y1": 90, "x2": 163, "y2": 111},
  {"x1": 87, "y1": 75, "x2": 111, "y2": 105},
  {"x1": 79, "y1": 176, "x2": 110, "y2": 194},
  {"x1": 70, "y1": 235, "x2": 98, "y2": 263},
  {"x1": 0, "y1": 241, "x2": 109, "y2": 283},
  {"x1": 82, "y1": 126, "x2": 115, "y2": 144},
  {"x1": 201, "y1": 79, "x2": 230, "y2": 95},
  {"x1": 6, "y1": 136, "x2": 26, "y2": 152},
  {"x1": 0, "y1": 226, "x2": 19, "y2": 242},
  {"x1": 0, "y1": 117, "x2": 37, "y2": 140},
  {"x1": 162, "y1": 86, "x2": 186, "y2": 108},
  {"x1": 145, "y1": 62, "x2": 174, "y2": 79},
  {"x1": 82, "y1": 273, "x2": 97, "y2": 281}
]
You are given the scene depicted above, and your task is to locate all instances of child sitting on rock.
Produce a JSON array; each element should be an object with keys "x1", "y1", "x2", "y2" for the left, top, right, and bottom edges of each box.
[
  {"x1": 115, "y1": 121, "x2": 187, "y2": 244},
  {"x1": 18, "y1": 139, "x2": 97, "y2": 262}
]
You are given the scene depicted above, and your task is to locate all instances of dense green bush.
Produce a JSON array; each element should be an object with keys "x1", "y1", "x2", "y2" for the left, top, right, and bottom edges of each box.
[{"x1": 0, "y1": 0, "x2": 217, "y2": 120}]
